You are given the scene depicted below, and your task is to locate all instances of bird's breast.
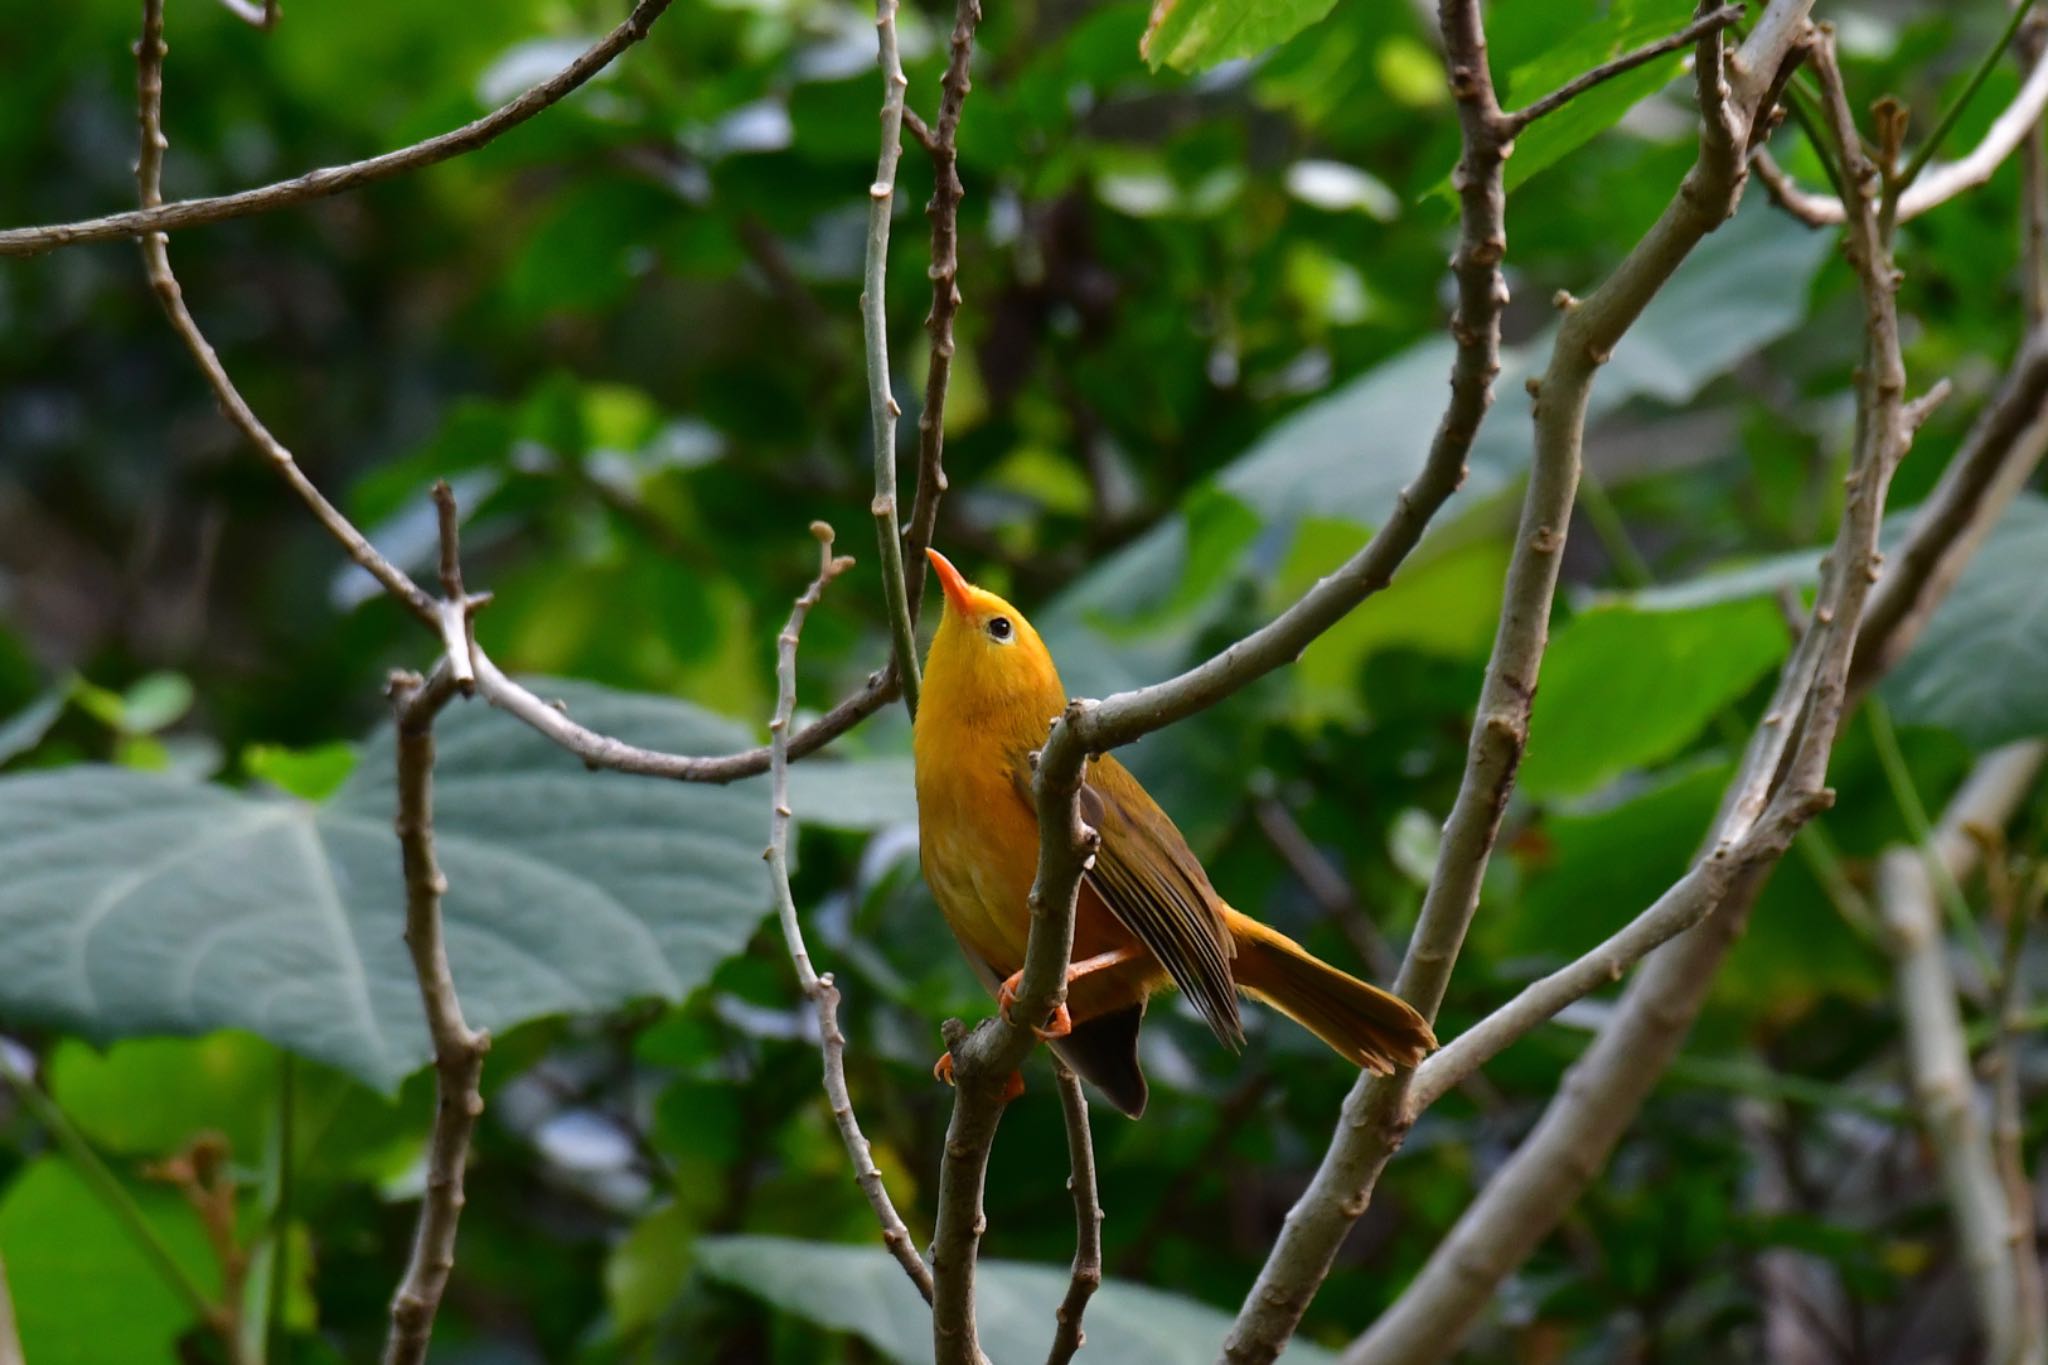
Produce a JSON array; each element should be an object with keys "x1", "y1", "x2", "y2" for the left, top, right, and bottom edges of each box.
[{"x1": 914, "y1": 750, "x2": 1041, "y2": 975}]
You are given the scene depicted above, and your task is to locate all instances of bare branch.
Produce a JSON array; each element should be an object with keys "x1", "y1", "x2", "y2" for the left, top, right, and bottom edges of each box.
[
  {"x1": 930, "y1": 702, "x2": 1096, "y2": 1365},
  {"x1": 1046, "y1": 1061, "x2": 1102, "y2": 1365},
  {"x1": 1222, "y1": 9, "x2": 1822, "y2": 1360},
  {"x1": 1747, "y1": 33, "x2": 2048, "y2": 226},
  {"x1": 1501, "y1": 5, "x2": 1744, "y2": 135},
  {"x1": 381, "y1": 661, "x2": 486, "y2": 1365},
  {"x1": 1340, "y1": 30, "x2": 1965, "y2": 1364},
  {"x1": 1985, "y1": 787, "x2": 2048, "y2": 1365},
  {"x1": 0, "y1": 0, "x2": 676, "y2": 258},
  {"x1": 901, "y1": 0, "x2": 982, "y2": 631},
  {"x1": 1754, "y1": 146, "x2": 1843, "y2": 226},
  {"x1": 127, "y1": 8, "x2": 896, "y2": 785},
  {"x1": 764, "y1": 523, "x2": 934, "y2": 1302},
  {"x1": 1853, "y1": 328, "x2": 2048, "y2": 688},
  {"x1": 864, "y1": 0, "x2": 923, "y2": 717}
]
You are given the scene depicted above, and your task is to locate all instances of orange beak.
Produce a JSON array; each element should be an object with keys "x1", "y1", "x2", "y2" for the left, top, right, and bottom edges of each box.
[{"x1": 925, "y1": 548, "x2": 975, "y2": 615}]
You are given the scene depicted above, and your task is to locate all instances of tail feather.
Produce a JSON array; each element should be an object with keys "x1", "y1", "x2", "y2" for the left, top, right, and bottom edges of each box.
[{"x1": 1225, "y1": 910, "x2": 1435, "y2": 1074}]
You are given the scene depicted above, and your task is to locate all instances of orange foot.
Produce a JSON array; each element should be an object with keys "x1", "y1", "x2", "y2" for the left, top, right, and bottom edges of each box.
[
  {"x1": 931, "y1": 1052, "x2": 1025, "y2": 1103},
  {"x1": 996, "y1": 970, "x2": 1073, "y2": 1040}
]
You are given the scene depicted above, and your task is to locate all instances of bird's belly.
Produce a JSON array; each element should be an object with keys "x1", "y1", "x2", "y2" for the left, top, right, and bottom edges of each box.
[{"x1": 919, "y1": 800, "x2": 1038, "y2": 978}]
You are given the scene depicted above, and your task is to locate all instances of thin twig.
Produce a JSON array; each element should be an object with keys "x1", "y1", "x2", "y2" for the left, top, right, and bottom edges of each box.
[
  {"x1": 764, "y1": 523, "x2": 934, "y2": 1302},
  {"x1": 1898, "y1": 0, "x2": 2040, "y2": 190},
  {"x1": 1853, "y1": 327, "x2": 2048, "y2": 688},
  {"x1": 901, "y1": 0, "x2": 982, "y2": 631},
  {"x1": 1501, "y1": 5, "x2": 1745, "y2": 134},
  {"x1": 2022, "y1": 14, "x2": 2048, "y2": 327},
  {"x1": 0, "y1": 0, "x2": 677, "y2": 257},
  {"x1": 1047, "y1": 1061, "x2": 1102, "y2": 1365},
  {"x1": 125, "y1": 6, "x2": 895, "y2": 785},
  {"x1": 864, "y1": 0, "x2": 922, "y2": 717},
  {"x1": 382, "y1": 655, "x2": 488, "y2": 1365},
  {"x1": 1749, "y1": 22, "x2": 2048, "y2": 226}
]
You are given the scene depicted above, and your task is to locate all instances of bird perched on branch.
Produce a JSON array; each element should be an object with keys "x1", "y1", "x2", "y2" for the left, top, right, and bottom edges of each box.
[{"x1": 913, "y1": 549, "x2": 1435, "y2": 1117}]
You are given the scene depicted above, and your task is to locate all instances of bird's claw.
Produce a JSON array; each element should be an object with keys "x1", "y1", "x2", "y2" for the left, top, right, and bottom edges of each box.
[
  {"x1": 930, "y1": 1051, "x2": 1025, "y2": 1103},
  {"x1": 996, "y1": 971, "x2": 1073, "y2": 1040}
]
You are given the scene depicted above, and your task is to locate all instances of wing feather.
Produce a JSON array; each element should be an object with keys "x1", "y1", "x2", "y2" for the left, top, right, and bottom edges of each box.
[{"x1": 1072, "y1": 761, "x2": 1244, "y2": 1048}]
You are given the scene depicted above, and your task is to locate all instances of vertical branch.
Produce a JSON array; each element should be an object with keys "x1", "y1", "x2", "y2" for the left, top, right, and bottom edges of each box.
[
  {"x1": 765, "y1": 523, "x2": 934, "y2": 1301},
  {"x1": 864, "y1": 0, "x2": 922, "y2": 717},
  {"x1": 901, "y1": 0, "x2": 982, "y2": 630},
  {"x1": 1047, "y1": 1061, "x2": 1103, "y2": 1365},
  {"x1": 381, "y1": 659, "x2": 487, "y2": 1365},
  {"x1": 2025, "y1": 14, "x2": 2048, "y2": 327}
]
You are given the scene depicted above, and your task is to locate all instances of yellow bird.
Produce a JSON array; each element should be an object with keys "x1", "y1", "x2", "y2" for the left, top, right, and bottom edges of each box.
[{"x1": 912, "y1": 549, "x2": 1435, "y2": 1117}]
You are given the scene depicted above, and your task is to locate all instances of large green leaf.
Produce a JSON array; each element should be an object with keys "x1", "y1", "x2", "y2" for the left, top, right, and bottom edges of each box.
[
  {"x1": 1882, "y1": 496, "x2": 2048, "y2": 747},
  {"x1": 1625, "y1": 494, "x2": 2048, "y2": 749},
  {"x1": 1212, "y1": 200, "x2": 1828, "y2": 533},
  {"x1": 1521, "y1": 598, "x2": 1787, "y2": 798},
  {"x1": 0, "y1": 679, "x2": 776, "y2": 1090},
  {"x1": 0, "y1": 1157, "x2": 220, "y2": 1365},
  {"x1": 696, "y1": 1236, "x2": 1339, "y2": 1363},
  {"x1": 1496, "y1": 0, "x2": 1696, "y2": 195},
  {"x1": 1140, "y1": 0, "x2": 1337, "y2": 74}
]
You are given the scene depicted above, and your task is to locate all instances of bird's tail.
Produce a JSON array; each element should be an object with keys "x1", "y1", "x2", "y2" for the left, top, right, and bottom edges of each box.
[{"x1": 1225, "y1": 909, "x2": 1436, "y2": 1074}]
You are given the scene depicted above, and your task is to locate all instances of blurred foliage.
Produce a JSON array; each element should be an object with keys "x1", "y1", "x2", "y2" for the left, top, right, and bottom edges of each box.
[{"x1": 0, "y1": 0, "x2": 2045, "y2": 1360}]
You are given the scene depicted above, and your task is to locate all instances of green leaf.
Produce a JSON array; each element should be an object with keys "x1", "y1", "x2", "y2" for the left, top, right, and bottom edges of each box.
[
  {"x1": 1141, "y1": 0, "x2": 1338, "y2": 74},
  {"x1": 1882, "y1": 495, "x2": 2048, "y2": 747},
  {"x1": 787, "y1": 756, "x2": 917, "y2": 832},
  {"x1": 1624, "y1": 494, "x2": 2048, "y2": 749},
  {"x1": 0, "y1": 679, "x2": 774, "y2": 1090},
  {"x1": 118, "y1": 673, "x2": 195, "y2": 736},
  {"x1": 46, "y1": 1033, "x2": 277, "y2": 1159},
  {"x1": 696, "y1": 1236, "x2": 1340, "y2": 1363},
  {"x1": 243, "y1": 742, "x2": 360, "y2": 802},
  {"x1": 1521, "y1": 598, "x2": 1787, "y2": 798},
  {"x1": 0, "y1": 1157, "x2": 220, "y2": 1365},
  {"x1": 1505, "y1": 759, "x2": 1732, "y2": 962},
  {"x1": 1497, "y1": 0, "x2": 1697, "y2": 195}
]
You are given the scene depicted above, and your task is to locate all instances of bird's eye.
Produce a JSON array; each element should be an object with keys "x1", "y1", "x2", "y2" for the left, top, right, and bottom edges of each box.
[{"x1": 987, "y1": 616, "x2": 1014, "y2": 642}]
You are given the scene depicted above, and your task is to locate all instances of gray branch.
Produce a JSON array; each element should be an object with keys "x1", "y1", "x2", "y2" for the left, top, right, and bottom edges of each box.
[
  {"x1": 764, "y1": 525, "x2": 935, "y2": 1301},
  {"x1": 0, "y1": 0, "x2": 677, "y2": 257}
]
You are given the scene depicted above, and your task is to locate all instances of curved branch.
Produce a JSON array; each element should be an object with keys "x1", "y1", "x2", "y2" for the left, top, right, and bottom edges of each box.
[
  {"x1": 0, "y1": 0, "x2": 677, "y2": 258},
  {"x1": 1750, "y1": 38, "x2": 2048, "y2": 227},
  {"x1": 765, "y1": 525, "x2": 934, "y2": 1301}
]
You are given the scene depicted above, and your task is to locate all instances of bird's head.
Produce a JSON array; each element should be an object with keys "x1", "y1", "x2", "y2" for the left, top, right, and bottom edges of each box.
[{"x1": 919, "y1": 548, "x2": 1064, "y2": 725}]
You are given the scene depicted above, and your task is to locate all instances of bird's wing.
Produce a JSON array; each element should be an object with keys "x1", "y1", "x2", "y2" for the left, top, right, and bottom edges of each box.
[{"x1": 1065, "y1": 755, "x2": 1245, "y2": 1049}]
